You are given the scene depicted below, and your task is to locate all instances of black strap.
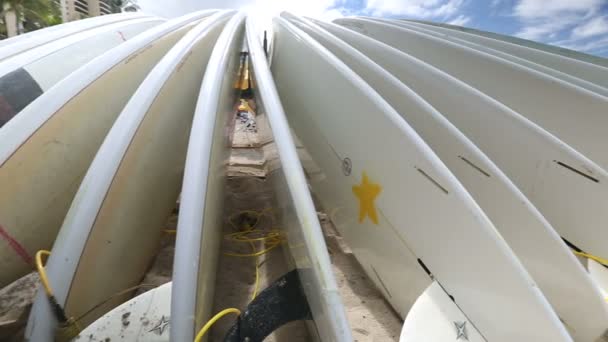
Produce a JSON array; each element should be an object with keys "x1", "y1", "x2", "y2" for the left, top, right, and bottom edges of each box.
[{"x1": 223, "y1": 269, "x2": 312, "y2": 342}]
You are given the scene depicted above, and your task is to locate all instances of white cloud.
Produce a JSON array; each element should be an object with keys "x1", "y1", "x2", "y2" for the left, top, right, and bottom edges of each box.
[
  {"x1": 364, "y1": 0, "x2": 465, "y2": 18},
  {"x1": 515, "y1": 16, "x2": 577, "y2": 40},
  {"x1": 555, "y1": 35, "x2": 608, "y2": 53},
  {"x1": 446, "y1": 14, "x2": 470, "y2": 26},
  {"x1": 513, "y1": 0, "x2": 605, "y2": 42},
  {"x1": 514, "y1": 0, "x2": 602, "y2": 19},
  {"x1": 490, "y1": 0, "x2": 501, "y2": 8},
  {"x1": 571, "y1": 15, "x2": 608, "y2": 39}
]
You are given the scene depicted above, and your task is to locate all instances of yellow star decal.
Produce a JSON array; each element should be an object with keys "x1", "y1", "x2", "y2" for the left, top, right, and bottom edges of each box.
[{"x1": 352, "y1": 172, "x2": 382, "y2": 224}]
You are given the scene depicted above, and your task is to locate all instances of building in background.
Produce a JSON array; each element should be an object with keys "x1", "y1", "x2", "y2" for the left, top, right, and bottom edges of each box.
[{"x1": 60, "y1": 0, "x2": 116, "y2": 22}]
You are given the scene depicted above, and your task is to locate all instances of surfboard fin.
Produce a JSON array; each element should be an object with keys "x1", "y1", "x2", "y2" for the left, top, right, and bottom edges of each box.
[{"x1": 223, "y1": 269, "x2": 312, "y2": 342}]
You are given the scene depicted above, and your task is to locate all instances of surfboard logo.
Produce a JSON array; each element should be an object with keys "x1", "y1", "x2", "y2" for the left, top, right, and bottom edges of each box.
[
  {"x1": 454, "y1": 321, "x2": 468, "y2": 340},
  {"x1": 352, "y1": 172, "x2": 382, "y2": 224},
  {"x1": 342, "y1": 157, "x2": 352, "y2": 176},
  {"x1": 149, "y1": 315, "x2": 170, "y2": 335}
]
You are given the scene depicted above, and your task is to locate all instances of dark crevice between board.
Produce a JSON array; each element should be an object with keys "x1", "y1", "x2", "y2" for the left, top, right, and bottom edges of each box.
[
  {"x1": 415, "y1": 167, "x2": 449, "y2": 194},
  {"x1": 417, "y1": 258, "x2": 433, "y2": 279},
  {"x1": 370, "y1": 265, "x2": 392, "y2": 298},
  {"x1": 562, "y1": 237, "x2": 608, "y2": 269},
  {"x1": 458, "y1": 156, "x2": 491, "y2": 177},
  {"x1": 554, "y1": 160, "x2": 599, "y2": 183}
]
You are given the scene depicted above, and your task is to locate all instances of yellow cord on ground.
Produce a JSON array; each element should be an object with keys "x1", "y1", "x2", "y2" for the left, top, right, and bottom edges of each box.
[
  {"x1": 224, "y1": 243, "x2": 281, "y2": 258},
  {"x1": 194, "y1": 308, "x2": 241, "y2": 342},
  {"x1": 223, "y1": 208, "x2": 284, "y2": 301},
  {"x1": 249, "y1": 241, "x2": 260, "y2": 301}
]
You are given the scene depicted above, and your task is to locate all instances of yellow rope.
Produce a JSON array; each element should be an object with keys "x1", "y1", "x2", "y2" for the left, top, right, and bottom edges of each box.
[
  {"x1": 250, "y1": 241, "x2": 260, "y2": 301},
  {"x1": 35, "y1": 250, "x2": 53, "y2": 297},
  {"x1": 223, "y1": 208, "x2": 284, "y2": 301},
  {"x1": 194, "y1": 308, "x2": 241, "y2": 342},
  {"x1": 224, "y1": 242, "x2": 281, "y2": 258},
  {"x1": 35, "y1": 250, "x2": 81, "y2": 341},
  {"x1": 573, "y1": 250, "x2": 608, "y2": 267}
]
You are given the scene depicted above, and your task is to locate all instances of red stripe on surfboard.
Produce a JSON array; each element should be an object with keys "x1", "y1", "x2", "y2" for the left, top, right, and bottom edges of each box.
[{"x1": 0, "y1": 223, "x2": 33, "y2": 266}]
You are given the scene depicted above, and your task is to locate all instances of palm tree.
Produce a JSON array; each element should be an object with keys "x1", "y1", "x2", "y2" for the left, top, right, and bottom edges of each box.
[{"x1": 0, "y1": 0, "x2": 60, "y2": 37}]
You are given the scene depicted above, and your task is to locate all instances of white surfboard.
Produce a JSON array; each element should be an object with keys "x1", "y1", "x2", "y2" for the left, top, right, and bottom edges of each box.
[
  {"x1": 169, "y1": 13, "x2": 245, "y2": 342},
  {"x1": 335, "y1": 18, "x2": 608, "y2": 173},
  {"x1": 403, "y1": 19, "x2": 608, "y2": 73},
  {"x1": 0, "y1": 13, "x2": 150, "y2": 60},
  {"x1": 589, "y1": 260, "x2": 608, "y2": 298},
  {"x1": 246, "y1": 17, "x2": 351, "y2": 341},
  {"x1": 381, "y1": 19, "x2": 608, "y2": 97},
  {"x1": 74, "y1": 282, "x2": 172, "y2": 342},
  {"x1": 316, "y1": 18, "x2": 608, "y2": 286},
  {"x1": 399, "y1": 281, "x2": 485, "y2": 342},
  {"x1": 0, "y1": 11, "x2": 215, "y2": 290},
  {"x1": 25, "y1": 11, "x2": 233, "y2": 341},
  {"x1": 272, "y1": 17, "x2": 571, "y2": 342},
  {"x1": 0, "y1": 17, "x2": 163, "y2": 127},
  {"x1": 286, "y1": 14, "x2": 608, "y2": 342}
]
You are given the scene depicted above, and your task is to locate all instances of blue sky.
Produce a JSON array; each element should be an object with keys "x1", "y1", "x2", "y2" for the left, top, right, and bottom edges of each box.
[{"x1": 138, "y1": 0, "x2": 608, "y2": 57}]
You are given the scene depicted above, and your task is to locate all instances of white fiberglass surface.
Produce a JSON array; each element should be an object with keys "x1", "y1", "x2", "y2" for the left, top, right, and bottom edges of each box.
[
  {"x1": 26, "y1": 18, "x2": 163, "y2": 90},
  {"x1": 385, "y1": 19, "x2": 608, "y2": 97},
  {"x1": 0, "y1": 18, "x2": 160, "y2": 80},
  {"x1": 404, "y1": 19, "x2": 608, "y2": 82},
  {"x1": 336, "y1": 18, "x2": 608, "y2": 173},
  {"x1": 287, "y1": 14, "x2": 608, "y2": 342},
  {"x1": 170, "y1": 12, "x2": 244, "y2": 342},
  {"x1": 25, "y1": 12, "x2": 232, "y2": 340},
  {"x1": 0, "y1": 11, "x2": 216, "y2": 164},
  {"x1": 0, "y1": 13, "x2": 151, "y2": 61},
  {"x1": 400, "y1": 282, "x2": 485, "y2": 342},
  {"x1": 76, "y1": 282, "x2": 172, "y2": 341},
  {"x1": 248, "y1": 17, "x2": 352, "y2": 342},
  {"x1": 316, "y1": 18, "x2": 608, "y2": 285},
  {"x1": 272, "y1": 17, "x2": 570, "y2": 342}
]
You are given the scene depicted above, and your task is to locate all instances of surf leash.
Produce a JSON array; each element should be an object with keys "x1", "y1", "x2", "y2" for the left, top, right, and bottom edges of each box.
[
  {"x1": 572, "y1": 250, "x2": 608, "y2": 267},
  {"x1": 35, "y1": 250, "x2": 81, "y2": 342},
  {"x1": 194, "y1": 308, "x2": 242, "y2": 342}
]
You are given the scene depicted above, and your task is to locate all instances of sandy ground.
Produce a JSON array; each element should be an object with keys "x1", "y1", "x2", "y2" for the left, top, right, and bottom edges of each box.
[{"x1": 0, "y1": 99, "x2": 402, "y2": 341}]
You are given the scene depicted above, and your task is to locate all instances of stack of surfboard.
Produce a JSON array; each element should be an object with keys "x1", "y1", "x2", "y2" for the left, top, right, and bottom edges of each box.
[{"x1": 0, "y1": 9, "x2": 605, "y2": 342}]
